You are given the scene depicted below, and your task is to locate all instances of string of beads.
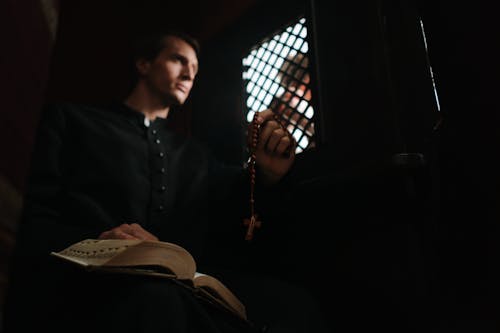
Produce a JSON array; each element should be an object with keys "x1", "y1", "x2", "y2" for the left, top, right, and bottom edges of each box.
[{"x1": 243, "y1": 112, "x2": 291, "y2": 241}]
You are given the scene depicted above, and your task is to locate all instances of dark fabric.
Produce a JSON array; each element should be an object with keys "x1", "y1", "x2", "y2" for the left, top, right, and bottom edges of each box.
[
  {"x1": 209, "y1": 270, "x2": 331, "y2": 333},
  {"x1": 3, "y1": 102, "x2": 329, "y2": 333},
  {"x1": 12, "y1": 102, "x2": 249, "y2": 260},
  {"x1": 2, "y1": 102, "x2": 259, "y2": 333},
  {"x1": 4, "y1": 260, "x2": 258, "y2": 333}
]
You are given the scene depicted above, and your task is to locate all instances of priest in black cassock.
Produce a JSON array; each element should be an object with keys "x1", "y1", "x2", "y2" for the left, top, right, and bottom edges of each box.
[{"x1": 1, "y1": 30, "x2": 333, "y2": 333}]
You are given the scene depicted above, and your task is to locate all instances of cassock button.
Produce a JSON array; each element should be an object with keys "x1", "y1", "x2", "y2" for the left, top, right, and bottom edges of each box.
[
  {"x1": 158, "y1": 205, "x2": 164, "y2": 211},
  {"x1": 152, "y1": 129, "x2": 157, "y2": 135},
  {"x1": 156, "y1": 139, "x2": 161, "y2": 144},
  {"x1": 159, "y1": 152, "x2": 164, "y2": 158},
  {"x1": 160, "y1": 185, "x2": 166, "y2": 192},
  {"x1": 160, "y1": 167, "x2": 165, "y2": 174}
]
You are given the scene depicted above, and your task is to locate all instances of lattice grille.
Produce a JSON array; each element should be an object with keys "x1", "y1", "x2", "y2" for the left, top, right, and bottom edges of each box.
[{"x1": 242, "y1": 17, "x2": 315, "y2": 153}]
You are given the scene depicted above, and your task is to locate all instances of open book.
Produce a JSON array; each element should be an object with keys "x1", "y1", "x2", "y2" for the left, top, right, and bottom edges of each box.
[{"x1": 50, "y1": 239, "x2": 246, "y2": 320}]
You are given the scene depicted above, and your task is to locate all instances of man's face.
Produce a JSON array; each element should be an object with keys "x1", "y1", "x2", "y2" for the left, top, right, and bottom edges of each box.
[{"x1": 138, "y1": 35, "x2": 199, "y2": 106}]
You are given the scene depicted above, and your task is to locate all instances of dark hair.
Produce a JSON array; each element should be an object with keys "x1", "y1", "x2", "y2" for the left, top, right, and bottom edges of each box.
[{"x1": 130, "y1": 29, "x2": 200, "y2": 62}]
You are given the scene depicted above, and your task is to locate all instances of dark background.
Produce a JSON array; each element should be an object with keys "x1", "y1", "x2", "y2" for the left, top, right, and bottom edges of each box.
[{"x1": 1, "y1": 0, "x2": 500, "y2": 332}]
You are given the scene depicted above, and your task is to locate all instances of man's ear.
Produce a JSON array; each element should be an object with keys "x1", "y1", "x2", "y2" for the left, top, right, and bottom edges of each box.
[{"x1": 136, "y1": 58, "x2": 151, "y2": 76}]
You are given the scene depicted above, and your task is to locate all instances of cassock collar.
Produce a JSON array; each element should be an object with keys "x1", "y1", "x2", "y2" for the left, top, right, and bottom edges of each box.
[{"x1": 110, "y1": 101, "x2": 170, "y2": 128}]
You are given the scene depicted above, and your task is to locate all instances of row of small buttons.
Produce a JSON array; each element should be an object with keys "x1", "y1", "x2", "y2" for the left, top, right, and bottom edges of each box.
[{"x1": 149, "y1": 124, "x2": 167, "y2": 212}]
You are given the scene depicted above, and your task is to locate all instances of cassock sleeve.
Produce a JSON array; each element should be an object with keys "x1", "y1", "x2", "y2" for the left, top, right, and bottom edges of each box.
[{"x1": 13, "y1": 104, "x2": 103, "y2": 259}]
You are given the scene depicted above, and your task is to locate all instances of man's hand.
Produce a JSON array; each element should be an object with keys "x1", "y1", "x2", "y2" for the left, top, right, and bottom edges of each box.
[
  {"x1": 247, "y1": 109, "x2": 296, "y2": 185},
  {"x1": 98, "y1": 223, "x2": 159, "y2": 241}
]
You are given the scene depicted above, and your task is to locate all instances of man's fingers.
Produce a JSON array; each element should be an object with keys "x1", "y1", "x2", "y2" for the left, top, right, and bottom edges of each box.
[
  {"x1": 129, "y1": 223, "x2": 158, "y2": 241},
  {"x1": 258, "y1": 120, "x2": 295, "y2": 156},
  {"x1": 98, "y1": 223, "x2": 158, "y2": 241},
  {"x1": 247, "y1": 109, "x2": 295, "y2": 157},
  {"x1": 98, "y1": 229, "x2": 137, "y2": 240},
  {"x1": 275, "y1": 135, "x2": 293, "y2": 155},
  {"x1": 257, "y1": 120, "x2": 281, "y2": 151},
  {"x1": 255, "y1": 108, "x2": 275, "y2": 124},
  {"x1": 116, "y1": 230, "x2": 137, "y2": 239},
  {"x1": 266, "y1": 128, "x2": 287, "y2": 153}
]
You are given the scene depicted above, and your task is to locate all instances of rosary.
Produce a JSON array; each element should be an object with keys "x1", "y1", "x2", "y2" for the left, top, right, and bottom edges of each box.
[
  {"x1": 243, "y1": 112, "x2": 291, "y2": 241},
  {"x1": 243, "y1": 112, "x2": 262, "y2": 241}
]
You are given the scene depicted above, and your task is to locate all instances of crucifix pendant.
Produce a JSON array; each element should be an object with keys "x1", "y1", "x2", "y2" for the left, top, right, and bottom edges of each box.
[{"x1": 243, "y1": 215, "x2": 261, "y2": 241}]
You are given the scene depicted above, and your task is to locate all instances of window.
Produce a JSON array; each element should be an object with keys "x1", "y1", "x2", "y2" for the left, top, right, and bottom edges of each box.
[{"x1": 242, "y1": 17, "x2": 315, "y2": 154}]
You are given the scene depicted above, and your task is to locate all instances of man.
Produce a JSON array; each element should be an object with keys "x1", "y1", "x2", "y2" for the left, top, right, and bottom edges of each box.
[
  {"x1": 100, "y1": 31, "x2": 295, "y2": 242},
  {"x1": 2, "y1": 31, "x2": 299, "y2": 333}
]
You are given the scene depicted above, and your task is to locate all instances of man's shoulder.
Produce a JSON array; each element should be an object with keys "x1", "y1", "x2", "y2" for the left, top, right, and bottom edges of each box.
[
  {"x1": 43, "y1": 101, "x2": 112, "y2": 114},
  {"x1": 41, "y1": 101, "x2": 122, "y2": 123}
]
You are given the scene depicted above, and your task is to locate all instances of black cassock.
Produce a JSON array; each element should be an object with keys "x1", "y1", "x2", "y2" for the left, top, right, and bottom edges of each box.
[{"x1": 3, "y1": 102, "x2": 262, "y2": 333}]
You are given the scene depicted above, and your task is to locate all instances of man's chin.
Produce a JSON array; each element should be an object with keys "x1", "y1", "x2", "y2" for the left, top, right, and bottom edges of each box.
[
  {"x1": 161, "y1": 95, "x2": 186, "y2": 107},
  {"x1": 172, "y1": 91, "x2": 188, "y2": 105}
]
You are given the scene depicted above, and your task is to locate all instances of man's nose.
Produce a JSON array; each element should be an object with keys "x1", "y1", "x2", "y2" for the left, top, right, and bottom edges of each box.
[{"x1": 181, "y1": 66, "x2": 195, "y2": 80}]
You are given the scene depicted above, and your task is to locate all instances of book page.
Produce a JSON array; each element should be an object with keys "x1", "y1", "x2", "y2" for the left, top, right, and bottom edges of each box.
[
  {"x1": 51, "y1": 239, "x2": 143, "y2": 266},
  {"x1": 193, "y1": 272, "x2": 246, "y2": 320},
  {"x1": 51, "y1": 239, "x2": 196, "y2": 280},
  {"x1": 106, "y1": 241, "x2": 196, "y2": 280}
]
